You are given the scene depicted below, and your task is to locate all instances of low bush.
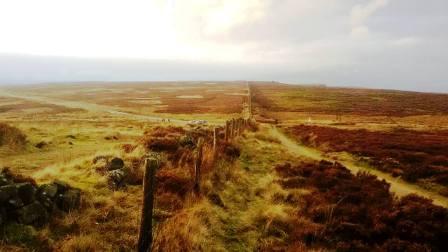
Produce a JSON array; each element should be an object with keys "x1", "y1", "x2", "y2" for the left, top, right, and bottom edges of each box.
[
  {"x1": 284, "y1": 125, "x2": 448, "y2": 187},
  {"x1": 156, "y1": 169, "x2": 192, "y2": 198},
  {"x1": 141, "y1": 137, "x2": 180, "y2": 152},
  {"x1": 275, "y1": 160, "x2": 448, "y2": 251},
  {"x1": 219, "y1": 142, "x2": 241, "y2": 159}
]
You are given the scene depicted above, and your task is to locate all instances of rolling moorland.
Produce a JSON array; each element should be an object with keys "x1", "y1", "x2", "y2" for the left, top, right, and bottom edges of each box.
[{"x1": 1, "y1": 81, "x2": 448, "y2": 251}]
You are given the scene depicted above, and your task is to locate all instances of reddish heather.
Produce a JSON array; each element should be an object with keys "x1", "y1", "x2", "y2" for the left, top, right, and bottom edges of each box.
[
  {"x1": 275, "y1": 160, "x2": 448, "y2": 251},
  {"x1": 284, "y1": 125, "x2": 448, "y2": 189}
]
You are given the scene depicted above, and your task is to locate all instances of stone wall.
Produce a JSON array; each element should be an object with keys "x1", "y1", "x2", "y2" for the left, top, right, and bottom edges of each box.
[{"x1": 0, "y1": 168, "x2": 81, "y2": 228}]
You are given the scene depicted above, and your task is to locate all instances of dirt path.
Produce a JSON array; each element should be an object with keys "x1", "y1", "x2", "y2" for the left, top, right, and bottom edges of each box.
[
  {"x1": 267, "y1": 125, "x2": 448, "y2": 208},
  {"x1": 0, "y1": 89, "x2": 187, "y2": 124}
]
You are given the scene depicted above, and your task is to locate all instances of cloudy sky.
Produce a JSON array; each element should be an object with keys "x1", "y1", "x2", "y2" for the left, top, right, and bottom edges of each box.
[{"x1": 0, "y1": 0, "x2": 447, "y2": 92}]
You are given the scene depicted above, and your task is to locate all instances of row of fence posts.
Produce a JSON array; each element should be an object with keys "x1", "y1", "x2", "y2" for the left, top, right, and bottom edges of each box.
[
  {"x1": 224, "y1": 117, "x2": 250, "y2": 142},
  {"x1": 137, "y1": 117, "x2": 251, "y2": 252}
]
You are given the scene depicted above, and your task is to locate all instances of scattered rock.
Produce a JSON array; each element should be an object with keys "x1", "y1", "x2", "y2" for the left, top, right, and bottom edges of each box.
[
  {"x1": 0, "y1": 184, "x2": 18, "y2": 203},
  {"x1": 66, "y1": 135, "x2": 76, "y2": 139},
  {"x1": 38, "y1": 183, "x2": 58, "y2": 199},
  {"x1": 36, "y1": 184, "x2": 58, "y2": 210},
  {"x1": 16, "y1": 183, "x2": 36, "y2": 205},
  {"x1": 17, "y1": 202, "x2": 49, "y2": 226},
  {"x1": 0, "y1": 174, "x2": 11, "y2": 186},
  {"x1": 107, "y1": 158, "x2": 124, "y2": 171},
  {"x1": 208, "y1": 192, "x2": 225, "y2": 208},
  {"x1": 35, "y1": 141, "x2": 47, "y2": 149},
  {"x1": 108, "y1": 169, "x2": 128, "y2": 189},
  {"x1": 53, "y1": 179, "x2": 70, "y2": 193},
  {"x1": 60, "y1": 189, "x2": 81, "y2": 212},
  {"x1": 7, "y1": 198, "x2": 24, "y2": 209},
  {"x1": 104, "y1": 135, "x2": 119, "y2": 141}
]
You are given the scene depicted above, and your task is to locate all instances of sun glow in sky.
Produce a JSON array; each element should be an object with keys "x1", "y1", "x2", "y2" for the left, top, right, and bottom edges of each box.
[{"x1": 0, "y1": 0, "x2": 264, "y2": 61}]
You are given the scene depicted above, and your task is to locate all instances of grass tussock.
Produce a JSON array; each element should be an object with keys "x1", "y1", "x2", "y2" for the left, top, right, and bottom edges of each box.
[
  {"x1": 254, "y1": 132, "x2": 281, "y2": 144},
  {"x1": 0, "y1": 122, "x2": 27, "y2": 149},
  {"x1": 153, "y1": 202, "x2": 218, "y2": 252}
]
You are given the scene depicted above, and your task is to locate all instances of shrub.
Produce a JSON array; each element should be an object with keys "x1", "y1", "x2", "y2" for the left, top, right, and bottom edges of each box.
[
  {"x1": 219, "y1": 142, "x2": 240, "y2": 159},
  {"x1": 141, "y1": 137, "x2": 180, "y2": 152},
  {"x1": 156, "y1": 169, "x2": 192, "y2": 198}
]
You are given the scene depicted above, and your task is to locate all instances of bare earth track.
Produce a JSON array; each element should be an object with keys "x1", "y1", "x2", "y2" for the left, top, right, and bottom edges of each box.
[
  {"x1": 267, "y1": 125, "x2": 448, "y2": 208},
  {"x1": 0, "y1": 89, "x2": 187, "y2": 124}
]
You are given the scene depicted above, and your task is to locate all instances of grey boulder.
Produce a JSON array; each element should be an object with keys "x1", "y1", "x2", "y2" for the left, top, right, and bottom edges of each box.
[{"x1": 17, "y1": 201, "x2": 49, "y2": 227}]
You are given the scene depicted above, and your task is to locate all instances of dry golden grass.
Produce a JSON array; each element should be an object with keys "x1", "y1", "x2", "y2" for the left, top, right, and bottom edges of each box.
[
  {"x1": 0, "y1": 122, "x2": 27, "y2": 149},
  {"x1": 2, "y1": 82, "x2": 447, "y2": 251}
]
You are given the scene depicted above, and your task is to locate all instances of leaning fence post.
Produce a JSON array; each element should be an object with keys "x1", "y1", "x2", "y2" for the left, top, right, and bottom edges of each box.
[
  {"x1": 138, "y1": 158, "x2": 159, "y2": 252},
  {"x1": 194, "y1": 138, "x2": 204, "y2": 194}
]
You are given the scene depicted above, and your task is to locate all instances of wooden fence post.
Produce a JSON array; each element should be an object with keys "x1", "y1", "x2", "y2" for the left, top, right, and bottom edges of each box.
[
  {"x1": 213, "y1": 127, "x2": 217, "y2": 153},
  {"x1": 236, "y1": 118, "x2": 240, "y2": 136},
  {"x1": 231, "y1": 119, "x2": 236, "y2": 139},
  {"x1": 138, "y1": 158, "x2": 159, "y2": 252},
  {"x1": 225, "y1": 121, "x2": 229, "y2": 142},
  {"x1": 194, "y1": 138, "x2": 204, "y2": 194}
]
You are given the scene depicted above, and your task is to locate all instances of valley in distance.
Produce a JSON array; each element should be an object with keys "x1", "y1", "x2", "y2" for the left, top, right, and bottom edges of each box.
[{"x1": 1, "y1": 81, "x2": 447, "y2": 251}]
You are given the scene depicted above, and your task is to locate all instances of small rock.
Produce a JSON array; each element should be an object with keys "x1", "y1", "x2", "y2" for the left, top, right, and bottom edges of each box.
[
  {"x1": 208, "y1": 192, "x2": 225, "y2": 208},
  {"x1": 0, "y1": 184, "x2": 18, "y2": 203},
  {"x1": 35, "y1": 141, "x2": 47, "y2": 149},
  {"x1": 17, "y1": 201, "x2": 49, "y2": 227},
  {"x1": 107, "y1": 158, "x2": 124, "y2": 171},
  {"x1": 108, "y1": 169, "x2": 127, "y2": 188},
  {"x1": 37, "y1": 184, "x2": 58, "y2": 210},
  {"x1": 8, "y1": 198, "x2": 24, "y2": 209},
  {"x1": 38, "y1": 184, "x2": 58, "y2": 199},
  {"x1": 53, "y1": 180, "x2": 70, "y2": 193},
  {"x1": 16, "y1": 183, "x2": 36, "y2": 205},
  {"x1": 60, "y1": 189, "x2": 81, "y2": 211},
  {"x1": 0, "y1": 174, "x2": 11, "y2": 186}
]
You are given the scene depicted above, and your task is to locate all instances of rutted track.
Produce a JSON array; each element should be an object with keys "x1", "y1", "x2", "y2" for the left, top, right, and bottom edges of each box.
[
  {"x1": 0, "y1": 90, "x2": 187, "y2": 124},
  {"x1": 267, "y1": 125, "x2": 448, "y2": 208}
]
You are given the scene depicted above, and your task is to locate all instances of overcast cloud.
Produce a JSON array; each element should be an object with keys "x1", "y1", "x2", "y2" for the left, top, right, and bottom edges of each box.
[{"x1": 0, "y1": 0, "x2": 447, "y2": 92}]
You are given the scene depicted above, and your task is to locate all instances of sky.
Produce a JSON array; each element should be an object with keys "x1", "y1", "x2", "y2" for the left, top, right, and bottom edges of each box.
[{"x1": 0, "y1": 0, "x2": 447, "y2": 93}]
